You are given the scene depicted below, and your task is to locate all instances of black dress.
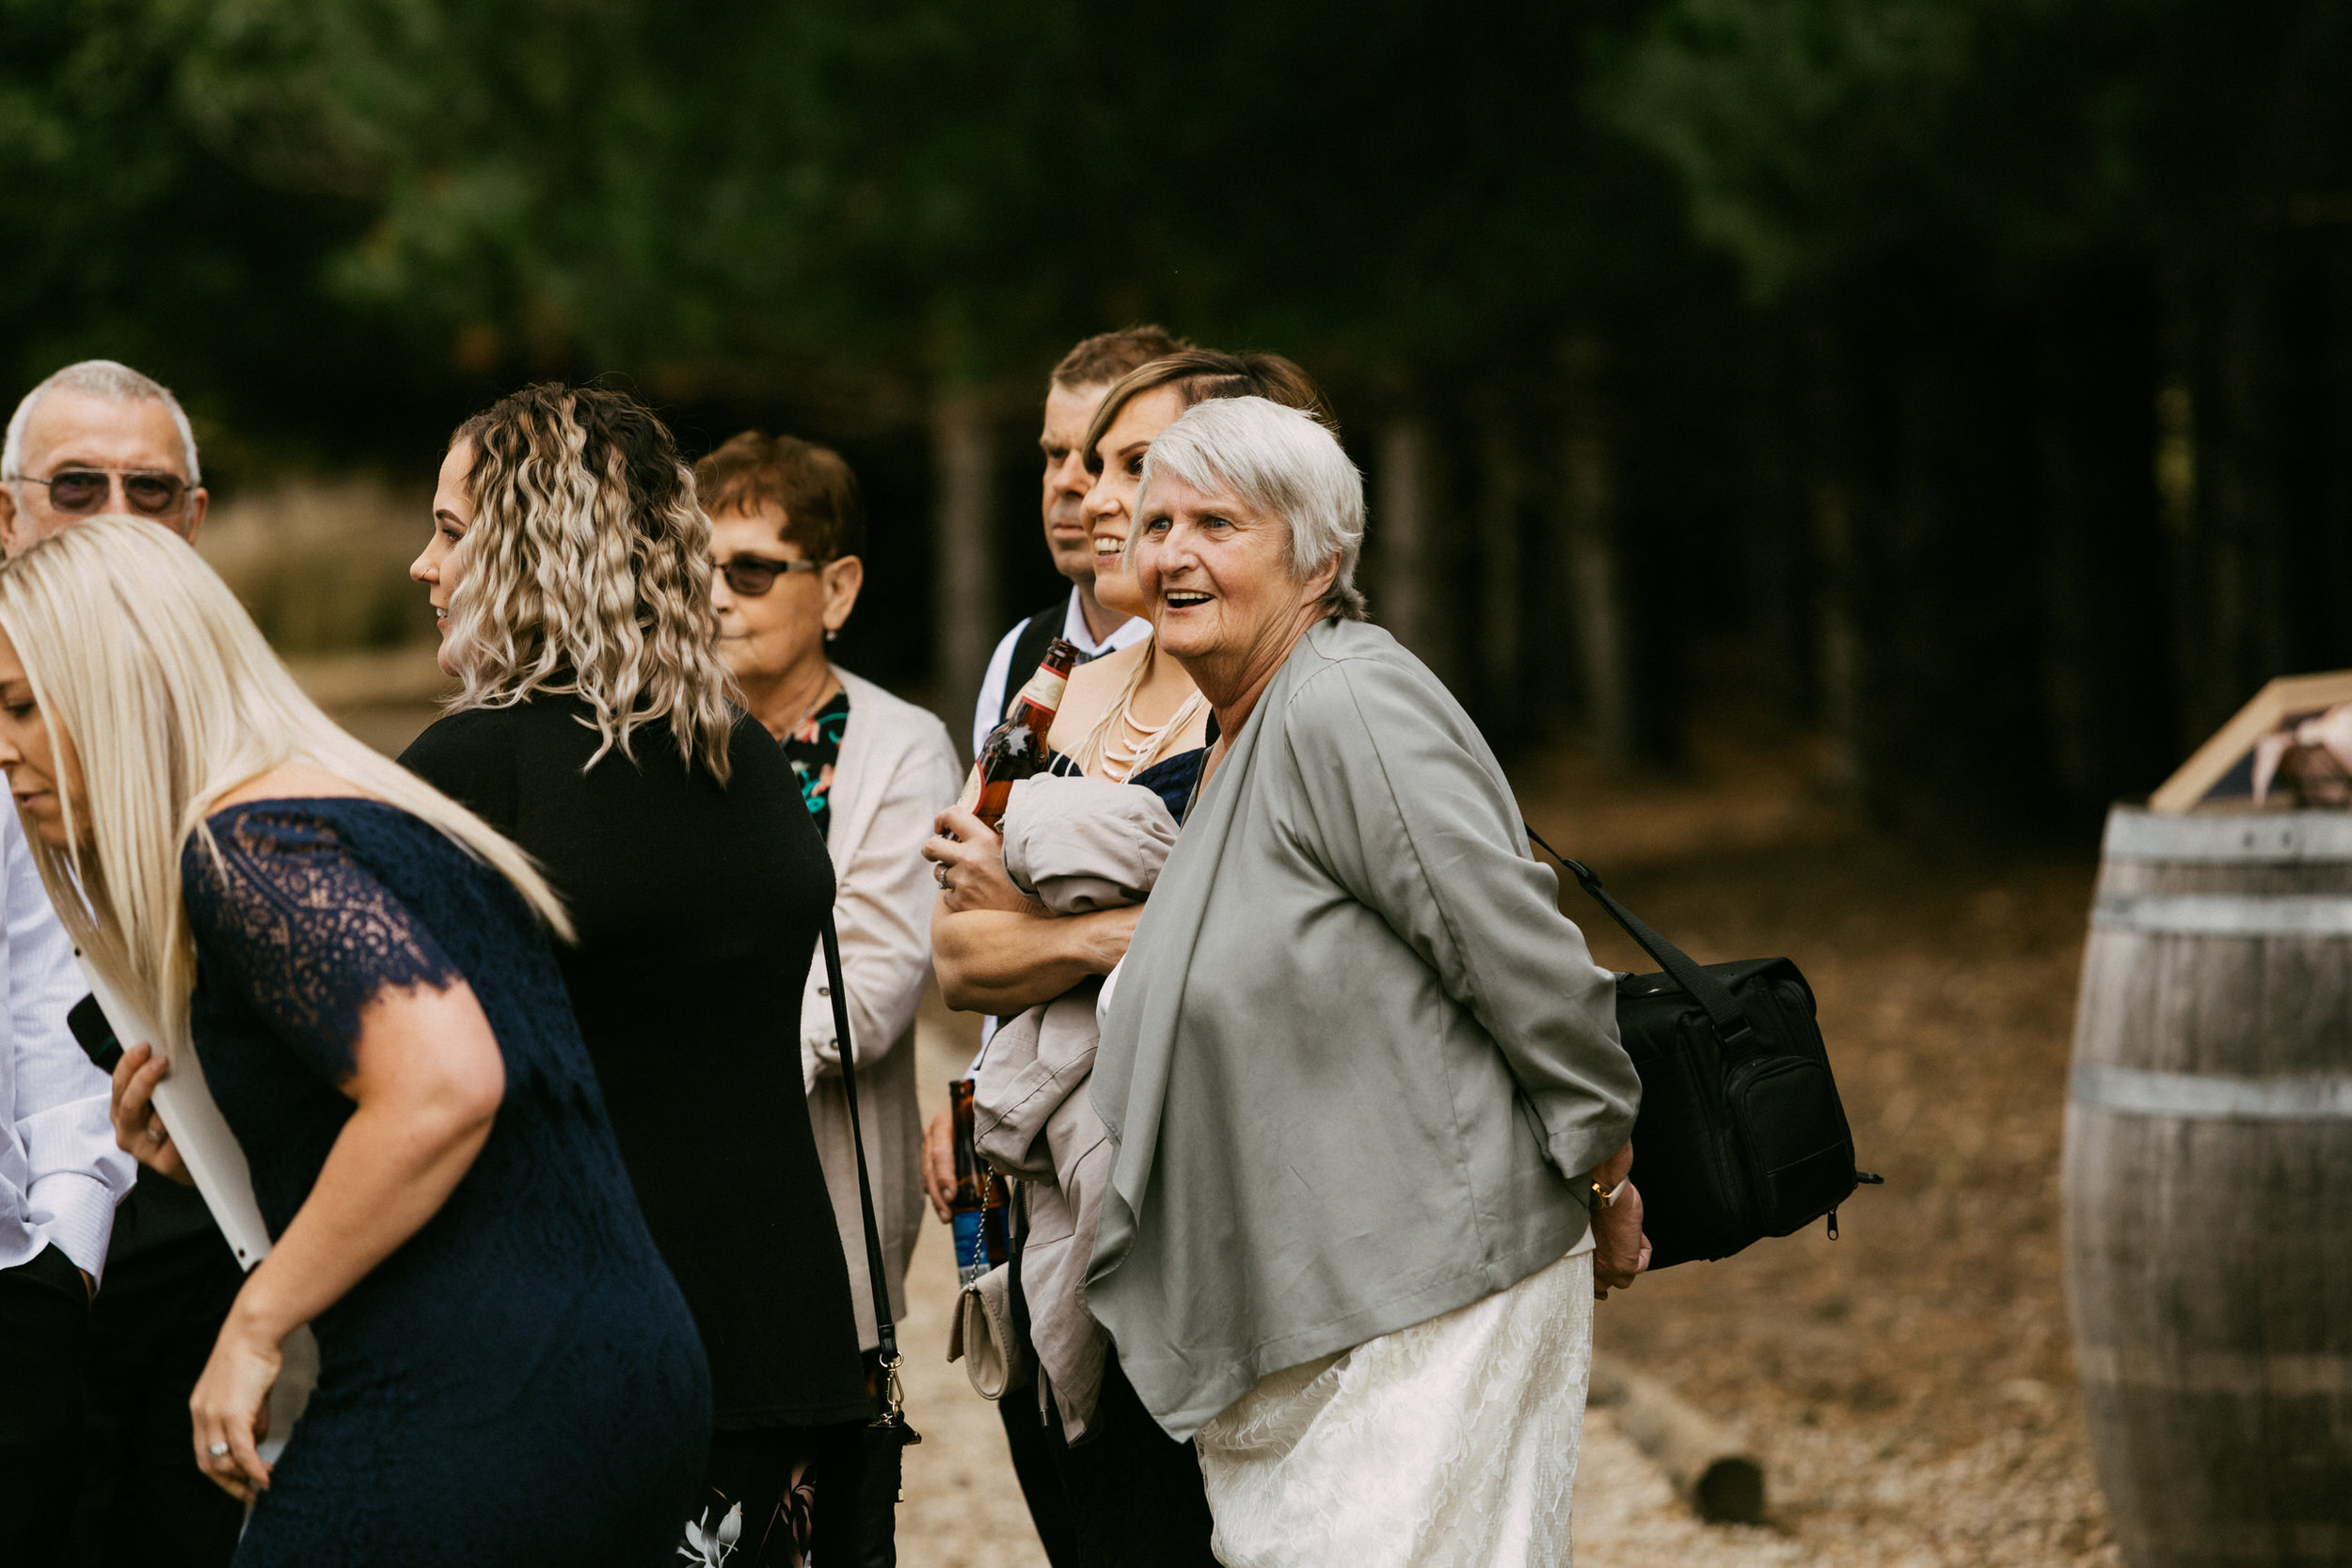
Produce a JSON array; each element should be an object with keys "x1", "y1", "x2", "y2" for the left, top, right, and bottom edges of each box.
[
  {"x1": 1025, "y1": 746, "x2": 1220, "y2": 1568},
  {"x1": 183, "y1": 800, "x2": 708, "y2": 1566},
  {"x1": 400, "y1": 699, "x2": 869, "y2": 1434}
]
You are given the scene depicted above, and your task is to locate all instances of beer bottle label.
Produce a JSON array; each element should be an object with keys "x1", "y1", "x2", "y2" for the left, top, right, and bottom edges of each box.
[
  {"x1": 1018, "y1": 667, "x2": 1068, "y2": 713},
  {"x1": 953, "y1": 761, "x2": 983, "y2": 814},
  {"x1": 953, "y1": 1210, "x2": 991, "y2": 1286}
]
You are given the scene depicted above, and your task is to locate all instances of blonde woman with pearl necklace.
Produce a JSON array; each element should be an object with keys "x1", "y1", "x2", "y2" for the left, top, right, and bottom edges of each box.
[{"x1": 923, "y1": 349, "x2": 1334, "y2": 1568}]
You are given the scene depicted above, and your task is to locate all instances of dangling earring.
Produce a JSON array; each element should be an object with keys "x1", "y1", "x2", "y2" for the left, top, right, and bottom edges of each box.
[{"x1": 824, "y1": 627, "x2": 838, "y2": 642}]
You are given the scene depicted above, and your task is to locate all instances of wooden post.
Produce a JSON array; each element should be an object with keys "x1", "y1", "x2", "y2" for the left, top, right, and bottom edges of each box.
[
  {"x1": 1587, "y1": 1353, "x2": 1767, "y2": 1524},
  {"x1": 932, "y1": 387, "x2": 996, "y2": 762}
]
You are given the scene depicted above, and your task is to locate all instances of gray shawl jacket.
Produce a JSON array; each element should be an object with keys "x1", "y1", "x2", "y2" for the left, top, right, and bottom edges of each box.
[
  {"x1": 1087, "y1": 618, "x2": 1639, "y2": 1439},
  {"x1": 972, "y1": 775, "x2": 1180, "y2": 1438}
]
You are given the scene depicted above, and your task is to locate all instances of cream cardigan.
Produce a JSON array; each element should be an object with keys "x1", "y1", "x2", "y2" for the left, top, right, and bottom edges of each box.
[{"x1": 797, "y1": 666, "x2": 961, "y2": 1349}]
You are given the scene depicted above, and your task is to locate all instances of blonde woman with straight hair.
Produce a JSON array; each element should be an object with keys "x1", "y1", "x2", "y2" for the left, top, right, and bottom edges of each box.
[
  {"x1": 0, "y1": 516, "x2": 709, "y2": 1565},
  {"x1": 403, "y1": 385, "x2": 870, "y2": 1562}
]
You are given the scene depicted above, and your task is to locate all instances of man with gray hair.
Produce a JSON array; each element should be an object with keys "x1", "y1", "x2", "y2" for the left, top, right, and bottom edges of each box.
[
  {"x1": 0, "y1": 359, "x2": 209, "y2": 556},
  {"x1": 1, "y1": 360, "x2": 241, "y2": 1565}
]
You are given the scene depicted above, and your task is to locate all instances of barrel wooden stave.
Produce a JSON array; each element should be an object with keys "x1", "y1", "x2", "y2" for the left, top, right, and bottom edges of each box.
[{"x1": 2066, "y1": 808, "x2": 2352, "y2": 1568}]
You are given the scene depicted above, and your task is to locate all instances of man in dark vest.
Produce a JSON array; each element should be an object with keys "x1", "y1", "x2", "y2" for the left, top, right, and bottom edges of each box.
[
  {"x1": 933, "y1": 325, "x2": 1180, "y2": 1568},
  {"x1": 966, "y1": 326, "x2": 1184, "y2": 755},
  {"x1": 1, "y1": 359, "x2": 244, "y2": 1568}
]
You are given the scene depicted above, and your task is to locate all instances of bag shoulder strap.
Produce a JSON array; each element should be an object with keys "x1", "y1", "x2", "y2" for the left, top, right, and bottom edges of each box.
[
  {"x1": 1524, "y1": 825, "x2": 1756, "y2": 1048},
  {"x1": 818, "y1": 914, "x2": 910, "y2": 1425}
]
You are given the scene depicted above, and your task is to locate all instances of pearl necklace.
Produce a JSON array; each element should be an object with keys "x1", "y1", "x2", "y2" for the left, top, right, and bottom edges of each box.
[{"x1": 1073, "y1": 643, "x2": 1206, "y2": 783}]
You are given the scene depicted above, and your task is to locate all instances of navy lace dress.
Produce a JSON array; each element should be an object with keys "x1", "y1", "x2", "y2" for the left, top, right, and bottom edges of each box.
[{"x1": 183, "y1": 800, "x2": 709, "y2": 1567}]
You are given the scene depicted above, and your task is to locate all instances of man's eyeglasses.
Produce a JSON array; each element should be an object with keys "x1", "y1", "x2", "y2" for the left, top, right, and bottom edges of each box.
[
  {"x1": 10, "y1": 468, "x2": 191, "y2": 517},
  {"x1": 718, "y1": 556, "x2": 823, "y2": 596}
]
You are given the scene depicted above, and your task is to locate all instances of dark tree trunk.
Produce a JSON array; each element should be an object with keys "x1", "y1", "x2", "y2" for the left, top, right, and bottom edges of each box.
[
  {"x1": 1476, "y1": 417, "x2": 1526, "y2": 741},
  {"x1": 1559, "y1": 333, "x2": 1636, "y2": 762},
  {"x1": 2031, "y1": 264, "x2": 2172, "y2": 809},
  {"x1": 2154, "y1": 257, "x2": 2210, "y2": 752},
  {"x1": 1811, "y1": 277, "x2": 2053, "y2": 838},
  {"x1": 2275, "y1": 227, "x2": 2352, "y2": 673},
  {"x1": 1375, "y1": 412, "x2": 1449, "y2": 682},
  {"x1": 931, "y1": 386, "x2": 996, "y2": 759},
  {"x1": 1796, "y1": 314, "x2": 1870, "y2": 795},
  {"x1": 1740, "y1": 319, "x2": 1819, "y2": 729},
  {"x1": 2327, "y1": 233, "x2": 2352, "y2": 668},
  {"x1": 2166, "y1": 245, "x2": 2293, "y2": 749}
]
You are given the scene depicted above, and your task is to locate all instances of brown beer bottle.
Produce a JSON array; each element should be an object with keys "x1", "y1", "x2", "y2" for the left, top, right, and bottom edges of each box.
[
  {"x1": 948, "y1": 1077, "x2": 1010, "y2": 1286},
  {"x1": 956, "y1": 638, "x2": 1079, "y2": 831}
]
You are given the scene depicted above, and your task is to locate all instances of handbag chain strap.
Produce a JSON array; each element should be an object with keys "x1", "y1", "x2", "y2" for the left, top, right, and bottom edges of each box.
[
  {"x1": 818, "y1": 914, "x2": 914, "y2": 1431},
  {"x1": 1524, "y1": 825, "x2": 1756, "y2": 1048}
]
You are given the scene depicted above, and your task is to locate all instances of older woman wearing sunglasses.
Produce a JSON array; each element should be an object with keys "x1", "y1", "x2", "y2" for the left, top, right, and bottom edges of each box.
[{"x1": 701, "y1": 430, "x2": 961, "y2": 1554}]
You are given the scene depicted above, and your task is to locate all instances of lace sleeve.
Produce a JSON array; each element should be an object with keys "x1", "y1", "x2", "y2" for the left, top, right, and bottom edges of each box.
[{"x1": 183, "y1": 808, "x2": 463, "y2": 1084}]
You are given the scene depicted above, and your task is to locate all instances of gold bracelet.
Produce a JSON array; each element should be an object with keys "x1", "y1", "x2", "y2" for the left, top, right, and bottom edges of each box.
[{"x1": 1590, "y1": 1177, "x2": 1629, "y2": 1211}]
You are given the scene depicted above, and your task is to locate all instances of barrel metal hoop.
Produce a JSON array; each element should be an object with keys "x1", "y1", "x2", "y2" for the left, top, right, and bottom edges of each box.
[
  {"x1": 2071, "y1": 1063, "x2": 2352, "y2": 1119},
  {"x1": 2092, "y1": 893, "x2": 2352, "y2": 936},
  {"x1": 2104, "y1": 808, "x2": 2352, "y2": 863},
  {"x1": 2075, "y1": 1344, "x2": 2352, "y2": 1396}
]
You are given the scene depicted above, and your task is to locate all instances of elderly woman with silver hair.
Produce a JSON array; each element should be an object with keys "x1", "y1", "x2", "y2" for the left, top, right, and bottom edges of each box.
[{"x1": 1087, "y1": 397, "x2": 1648, "y2": 1567}]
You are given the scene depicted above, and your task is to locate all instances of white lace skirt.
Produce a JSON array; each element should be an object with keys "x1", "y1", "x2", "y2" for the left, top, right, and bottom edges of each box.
[{"x1": 1193, "y1": 1247, "x2": 1595, "y2": 1568}]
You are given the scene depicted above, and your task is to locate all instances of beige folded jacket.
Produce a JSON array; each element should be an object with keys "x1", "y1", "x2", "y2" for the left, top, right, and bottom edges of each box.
[{"x1": 963, "y1": 774, "x2": 1179, "y2": 1437}]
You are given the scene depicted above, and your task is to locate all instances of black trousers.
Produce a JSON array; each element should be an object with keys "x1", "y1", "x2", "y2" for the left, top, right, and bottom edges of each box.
[
  {"x1": 1049, "y1": 1353, "x2": 1219, "y2": 1568},
  {"x1": 996, "y1": 1183, "x2": 1211, "y2": 1568},
  {"x1": 72, "y1": 1185, "x2": 246, "y2": 1568},
  {"x1": 0, "y1": 1244, "x2": 92, "y2": 1568},
  {"x1": 701, "y1": 1419, "x2": 871, "y2": 1568},
  {"x1": 1000, "y1": 1386, "x2": 1089, "y2": 1568}
]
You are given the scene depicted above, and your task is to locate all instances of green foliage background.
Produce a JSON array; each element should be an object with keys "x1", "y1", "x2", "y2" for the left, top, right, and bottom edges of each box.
[{"x1": 7, "y1": 0, "x2": 2351, "y2": 832}]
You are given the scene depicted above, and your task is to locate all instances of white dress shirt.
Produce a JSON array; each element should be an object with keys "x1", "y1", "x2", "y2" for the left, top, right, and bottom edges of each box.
[
  {"x1": 0, "y1": 807, "x2": 135, "y2": 1282},
  {"x1": 969, "y1": 587, "x2": 1150, "y2": 758}
]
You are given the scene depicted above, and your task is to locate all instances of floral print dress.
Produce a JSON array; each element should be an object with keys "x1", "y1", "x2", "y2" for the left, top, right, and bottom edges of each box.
[{"x1": 782, "y1": 689, "x2": 850, "y2": 842}]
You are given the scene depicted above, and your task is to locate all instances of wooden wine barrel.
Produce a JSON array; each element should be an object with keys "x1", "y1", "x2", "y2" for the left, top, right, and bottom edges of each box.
[{"x1": 2066, "y1": 808, "x2": 2352, "y2": 1568}]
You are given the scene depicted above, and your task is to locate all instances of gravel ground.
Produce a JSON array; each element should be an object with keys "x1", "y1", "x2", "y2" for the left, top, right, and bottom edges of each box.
[{"x1": 891, "y1": 1008, "x2": 1052, "y2": 1568}]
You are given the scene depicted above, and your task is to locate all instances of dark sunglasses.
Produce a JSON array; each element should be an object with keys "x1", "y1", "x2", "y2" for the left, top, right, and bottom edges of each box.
[
  {"x1": 718, "y1": 555, "x2": 823, "y2": 596},
  {"x1": 15, "y1": 467, "x2": 190, "y2": 517}
]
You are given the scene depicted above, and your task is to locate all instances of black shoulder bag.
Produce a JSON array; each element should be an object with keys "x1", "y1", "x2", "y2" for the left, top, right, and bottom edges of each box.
[
  {"x1": 1526, "y1": 828, "x2": 1881, "y2": 1269},
  {"x1": 817, "y1": 916, "x2": 922, "y2": 1540}
]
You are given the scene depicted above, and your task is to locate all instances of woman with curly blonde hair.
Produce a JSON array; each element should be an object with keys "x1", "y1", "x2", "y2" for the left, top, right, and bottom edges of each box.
[{"x1": 404, "y1": 385, "x2": 869, "y2": 1563}]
